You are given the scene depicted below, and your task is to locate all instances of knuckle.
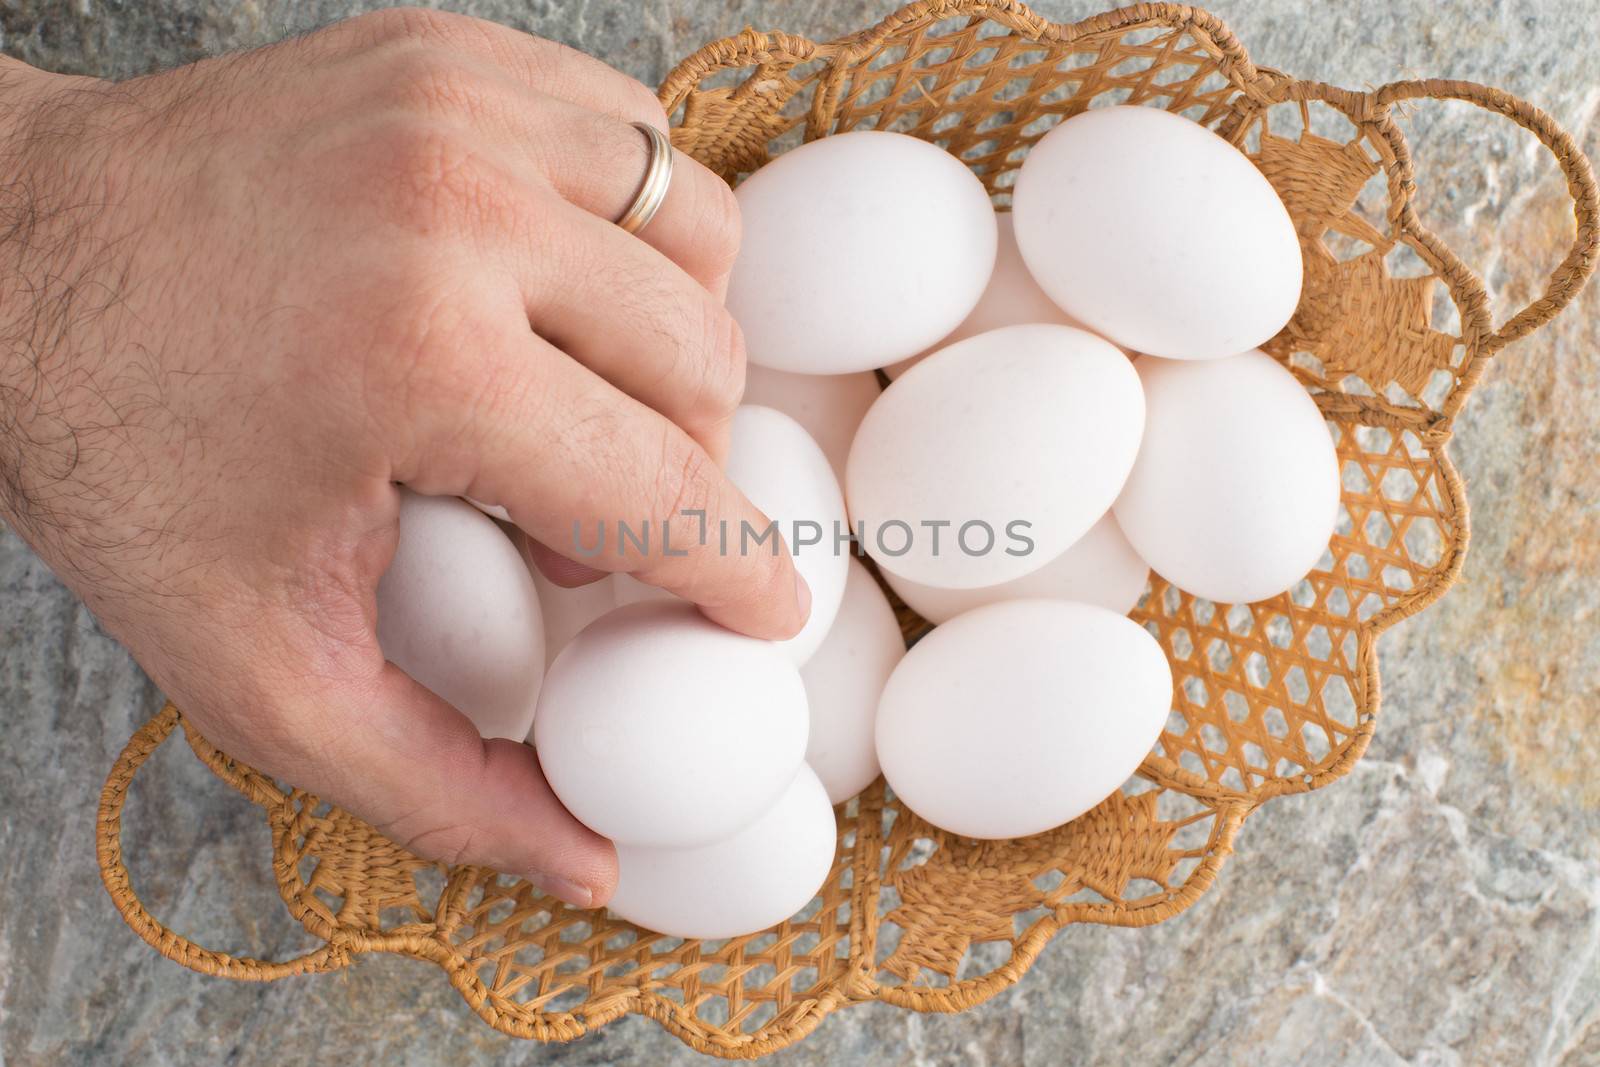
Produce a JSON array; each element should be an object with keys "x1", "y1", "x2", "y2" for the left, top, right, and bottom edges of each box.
[
  {"x1": 343, "y1": 6, "x2": 469, "y2": 47},
  {"x1": 688, "y1": 304, "x2": 746, "y2": 425},
  {"x1": 652, "y1": 435, "x2": 718, "y2": 525},
  {"x1": 380, "y1": 46, "x2": 487, "y2": 118},
  {"x1": 625, "y1": 81, "x2": 670, "y2": 128},
  {"x1": 382, "y1": 813, "x2": 482, "y2": 867},
  {"x1": 366, "y1": 289, "x2": 486, "y2": 443},
  {"x1": 696, "y1": 174, "x2": 743, "y2": 274},
  {"x1": 752, "y1": 536, "x2": 798, "y2": 603},
  {"x1": 461, "y1": 355, "x2": 542, "y2": 441},
  {"x1": 548, "y1": 389, "x2": 635, "y2": 490},
  {"x1": 363, "y1": 117, "x2": 519, "y2": 235},
  {"x1": 535, "y1": 37, "x2": 665, "y2": 125}
]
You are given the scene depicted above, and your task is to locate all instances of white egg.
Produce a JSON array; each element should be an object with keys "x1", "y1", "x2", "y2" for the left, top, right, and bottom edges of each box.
[
  {"x1": 885, "y1": 212, "x2": 1089, "y2": 380},
  {"x1": 1114, "y1": 351, "x2": 1340, "y2": 604},
  {"x1": 876, "y1": 599, "x2": 1171, "y2": 839},
  {"x1": 741, "y1": 364, "x2": 882, "y2": 484},
  {"x1": 882, "y1": 512, "x2": 1148, "y2": 624},
  {"x1": 463, "y1": 496, "x2": 511, "y2": 522},
  {"x1": 526, "y1": 566, "x2": 617, "y2": 670},
  {"x1": 801, "y1": 558, "x2": 906, "y2": 803},
  {"x1": 847, "y1": 324, "x2": 1144, "y2": 590},
  {"x1": 728, "y1": 407, "x2": 849, "y2": 663},
  {"x1": 1012, "y1": 105, "x2": 1302, "y2": 361},
  {"x1": 728, "y1": 130, "x2": 997, "y2": 374},
  {"x1": 610, "y1": 573, "x2": 675, "y2": 608},
  {"x1": 534, "y1": 600, "x2": 808, "y2": 847},
  {"x1": 376, "y1": 491, "x2": 545, "y2": 741},
  {"x1": 607, "y1": 765, "x2": 836, "y2": 940},
  {"x1": 615, "y1": 407, "x2": 848, "y2": 665}
]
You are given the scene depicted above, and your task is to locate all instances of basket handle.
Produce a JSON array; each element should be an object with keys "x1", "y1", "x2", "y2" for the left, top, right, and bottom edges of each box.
[
  {"x1": 96, "y1": 704, "x2": 352, "y2": 981},
  {"x1": 1375, "y1": 78, "x2": 1599, "y2": 351}
]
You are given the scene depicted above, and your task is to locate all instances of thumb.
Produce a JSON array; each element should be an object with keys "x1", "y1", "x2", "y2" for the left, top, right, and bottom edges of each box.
[{"x1": 218, "y1": 661, "x2": 617, "y2": 909}]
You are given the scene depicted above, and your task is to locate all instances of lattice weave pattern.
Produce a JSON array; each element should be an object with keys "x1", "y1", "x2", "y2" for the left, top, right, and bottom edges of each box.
[{"x1": 96, "y1": 2, "x2": 1597, "y2": 1059}]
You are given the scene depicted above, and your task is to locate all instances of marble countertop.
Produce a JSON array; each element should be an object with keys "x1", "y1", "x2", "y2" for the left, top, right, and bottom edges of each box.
[{"x1": 2, "y1": 1, "x2": 1597, "y2": 1063}]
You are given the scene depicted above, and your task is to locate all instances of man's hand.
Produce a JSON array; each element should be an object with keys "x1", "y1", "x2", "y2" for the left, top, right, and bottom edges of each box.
[{"x1": 0, "y1": 8, "x2": 810, "y2": 906}]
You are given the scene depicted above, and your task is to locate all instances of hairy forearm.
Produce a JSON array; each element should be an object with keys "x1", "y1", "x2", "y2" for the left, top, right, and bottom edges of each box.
[
  {"x1": 0, "y1": 57, "x2": 285, "y2": 623},
  {"x1": 0, "y1": 59, "x2": 134, "y2": 552},
  {"x1": 1, "y1": 60, "x2": 82, "y2": 520}
]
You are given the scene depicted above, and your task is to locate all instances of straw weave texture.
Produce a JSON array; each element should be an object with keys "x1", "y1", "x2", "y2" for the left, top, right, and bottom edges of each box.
[{"x1": 95, "y1": 1, "x2": 1597, "y2": 1057}]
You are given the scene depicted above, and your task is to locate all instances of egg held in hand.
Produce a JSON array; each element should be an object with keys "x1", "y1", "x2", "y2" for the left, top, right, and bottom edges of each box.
[
  {"x1": 525, "y1": 563, "x2": 617, "y2": 670},
  {"x1": 533, "y1": 600, "x2": 809, "y2": 848},
  {"x1": 801, "y1": 557, "x2": 906, "y2": 803},
  {"x1": 375, "y1": 491, "x2": 545, "y2": 742},
  {"x1": 613, "y1": 406, "x2": 849, "y2": 666},
  {"x1": 876, "y1": 599, "x2": 1172, "y2": 840},
  {"x1": 607, "y1": 764, "x2": 837, "y2": 940},
  {"x1": 726, "y1": 406, "x2": 850, "y2": 663}
]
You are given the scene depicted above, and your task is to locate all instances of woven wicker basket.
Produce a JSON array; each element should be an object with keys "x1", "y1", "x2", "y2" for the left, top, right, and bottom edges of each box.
[{"x1": 96, "y1": 1, "x2": 1597, "y2": 1058}]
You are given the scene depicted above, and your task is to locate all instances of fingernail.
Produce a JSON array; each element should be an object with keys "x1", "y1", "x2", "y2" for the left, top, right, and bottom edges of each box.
[
  {"x1": 532, "y1": 874, "x2": 593, "y2": 909},
  {"x1": 794, "y1": 570, "x2": 813, "y2": 624}
]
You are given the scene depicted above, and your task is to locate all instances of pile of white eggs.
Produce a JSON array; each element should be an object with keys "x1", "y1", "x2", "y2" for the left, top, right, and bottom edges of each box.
[{"x1": 376, "y1": 105, "x2": 1339, "y2": 940}]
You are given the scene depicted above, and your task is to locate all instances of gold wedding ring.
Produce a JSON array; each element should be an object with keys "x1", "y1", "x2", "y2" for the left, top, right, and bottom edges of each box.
[{"x1": 616, "y1": 121, "x2": 674, "y2": 235}]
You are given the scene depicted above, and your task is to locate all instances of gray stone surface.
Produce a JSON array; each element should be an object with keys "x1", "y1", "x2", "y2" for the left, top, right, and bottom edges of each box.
[{"x1": 2, "y1": 0, "x2": 1598, "y2": 1064}]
